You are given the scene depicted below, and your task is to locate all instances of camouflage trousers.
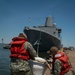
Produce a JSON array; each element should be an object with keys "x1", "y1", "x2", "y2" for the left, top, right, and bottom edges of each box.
[{"x1": 10, "y1": 59, "x2": 33, "y2": 75}]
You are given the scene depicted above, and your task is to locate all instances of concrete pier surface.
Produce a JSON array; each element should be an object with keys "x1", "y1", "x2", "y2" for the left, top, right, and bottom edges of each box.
[
  {"x1": 44, "y1": 49, "x2": 75, "y2": 75},
  {"x1": 66, "y1": 50, "x2": 75, "y2": 75}
]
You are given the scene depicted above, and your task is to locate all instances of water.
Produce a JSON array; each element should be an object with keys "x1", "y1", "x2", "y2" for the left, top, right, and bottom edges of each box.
[
  {"x1": 0, "y1": 47, "x2": 49, "y2": 75},
  {"x1": 0, "y1": 48, "x2": 11, "y2": 75}
]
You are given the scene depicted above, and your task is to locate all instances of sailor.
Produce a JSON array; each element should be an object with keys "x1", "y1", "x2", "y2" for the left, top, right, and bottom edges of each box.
[
  {"x1": 47, "y1": 46, "x2": 71, "y2": 75},
  {"x1": 9, "y1": 33, "x2": 37, "y2": 75}
]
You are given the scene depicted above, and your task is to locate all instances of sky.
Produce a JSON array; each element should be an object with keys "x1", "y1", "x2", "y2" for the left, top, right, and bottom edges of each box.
[{"x1": 0, "y1": 0, "x2": 75, "y2": 47}]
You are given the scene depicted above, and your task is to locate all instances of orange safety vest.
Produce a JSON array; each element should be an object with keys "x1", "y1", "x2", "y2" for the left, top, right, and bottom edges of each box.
[
  {"x1": 10, "y1": 37, "x2": 30, "y2": 60},
  {"x1": 53, "y1": 52, "x2": 71, "y2": 75}
]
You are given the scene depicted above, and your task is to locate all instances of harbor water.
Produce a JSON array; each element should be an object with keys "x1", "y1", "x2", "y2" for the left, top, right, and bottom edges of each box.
[
  {"x1": 0, "y1": 48, "x2": 11, "y2": 75},
  {"x1": 0, "y1": 47, "x2": 49, "y2": 75}
]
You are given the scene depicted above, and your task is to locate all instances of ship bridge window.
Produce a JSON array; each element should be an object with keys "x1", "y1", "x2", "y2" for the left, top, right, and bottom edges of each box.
[{"x1": 58, "y1": 29, "x2": 61, "y2": 33}]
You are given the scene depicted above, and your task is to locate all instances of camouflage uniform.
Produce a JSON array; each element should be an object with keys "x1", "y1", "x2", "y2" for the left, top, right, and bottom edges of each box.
[
  {"x1": 52, "y1": 59, "x2": 71, "y2": 75},
  {"x1": 10, "y1": 42, "x2": 37, "y2": 75}
]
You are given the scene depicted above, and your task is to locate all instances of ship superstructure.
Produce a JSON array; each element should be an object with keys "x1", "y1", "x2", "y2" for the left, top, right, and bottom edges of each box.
[{"x1": 24, "y1": 16, "x2": 62, "y2": 52}]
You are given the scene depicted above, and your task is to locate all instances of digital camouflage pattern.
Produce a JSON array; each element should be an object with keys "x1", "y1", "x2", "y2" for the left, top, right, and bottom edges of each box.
[
  {"x1": 52, "y1": 59, "x2": 71, "y2": 75},
  {"x1": 10, "y1": 59, "x2": 33, "y2": 75}
]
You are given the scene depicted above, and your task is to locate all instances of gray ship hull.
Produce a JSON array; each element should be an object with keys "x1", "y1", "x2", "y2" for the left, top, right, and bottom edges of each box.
[
  {"x1": 24, "y1": 16, "x2": 62, "y2": 52},
  {"x1": 24, "y1": 28, "x2": 61, "y2": 52}
]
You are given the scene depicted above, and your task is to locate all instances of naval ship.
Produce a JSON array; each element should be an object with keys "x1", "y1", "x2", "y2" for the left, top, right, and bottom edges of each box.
[{"x1": 24, "y1": 16, "x2": 62, "y2": 52}]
